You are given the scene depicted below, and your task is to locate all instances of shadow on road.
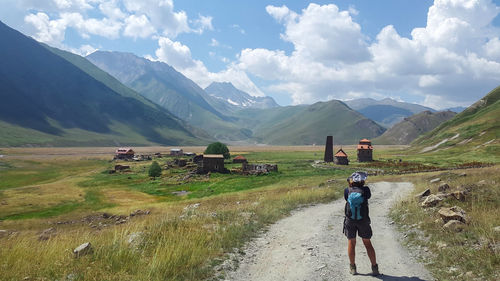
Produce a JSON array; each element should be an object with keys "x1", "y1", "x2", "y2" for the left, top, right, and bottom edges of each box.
[{"x1": 356, "y1": 273, "x2": 429, "y2": 281}]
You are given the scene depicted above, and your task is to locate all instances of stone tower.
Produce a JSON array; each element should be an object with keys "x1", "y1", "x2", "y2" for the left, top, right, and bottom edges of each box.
[{"x1": 324, "y1": 136, "x2": 333, "y2": 162}]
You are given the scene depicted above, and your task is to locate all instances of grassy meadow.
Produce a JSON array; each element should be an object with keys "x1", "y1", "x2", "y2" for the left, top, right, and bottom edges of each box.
[{"x1": 0, "y1": 145, "x2": 498, "y2": 280}]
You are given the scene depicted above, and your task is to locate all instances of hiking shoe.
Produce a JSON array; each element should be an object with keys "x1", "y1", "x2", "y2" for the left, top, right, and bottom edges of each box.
[
  {"x1": 371, "y1": 264, "x2": 380, "y2": 276},
  {"x1": 350, "y1": 264, "x2": 357, "y2": 275}
]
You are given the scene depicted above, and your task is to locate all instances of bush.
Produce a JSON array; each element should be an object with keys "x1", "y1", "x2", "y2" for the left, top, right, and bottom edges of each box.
[
  {"x1": 148, "y1": 161, "x2": 162, "y2": 178},
  {"x1": 204, "y1": 142, "x2": 230, "y2": 159}
]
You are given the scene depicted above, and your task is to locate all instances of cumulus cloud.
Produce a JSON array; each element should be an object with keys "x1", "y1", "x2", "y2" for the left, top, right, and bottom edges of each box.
[
  {"x1": 239, "y1": 1, "x2": 500, "y2": 108},
  {"x1": 21, "y1": 0, "x2": 214, "y2": 47}
]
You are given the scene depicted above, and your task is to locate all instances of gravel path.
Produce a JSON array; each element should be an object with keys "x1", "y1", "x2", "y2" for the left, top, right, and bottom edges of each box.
[{"x1": 226, "y1": 182, "x2": 433, "y2": 281}]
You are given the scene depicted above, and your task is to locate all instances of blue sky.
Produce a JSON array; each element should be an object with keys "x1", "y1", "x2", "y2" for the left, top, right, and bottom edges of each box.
[{"x1": 1, "y1": 0, "x2": 500, "y2": 109}]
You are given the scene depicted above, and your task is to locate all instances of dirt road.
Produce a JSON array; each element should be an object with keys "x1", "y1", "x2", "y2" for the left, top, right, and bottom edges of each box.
[{"x1": 226, "y1": 182, "x2": 433, "y2": 281}]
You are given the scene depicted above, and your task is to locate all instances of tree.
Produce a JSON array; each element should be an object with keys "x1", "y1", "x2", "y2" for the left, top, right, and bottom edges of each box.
[
  {"x1": 148, "y1": 161, "x2": 162, "y2": 178},
  {"x1": 204, "y1": 142, "x2": 230, "y2": 159}
]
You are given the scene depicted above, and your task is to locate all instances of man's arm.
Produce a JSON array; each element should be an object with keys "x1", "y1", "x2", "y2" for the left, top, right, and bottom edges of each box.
[{"x1": 344, "y1": 188, "x2": 348, "y2": 200}]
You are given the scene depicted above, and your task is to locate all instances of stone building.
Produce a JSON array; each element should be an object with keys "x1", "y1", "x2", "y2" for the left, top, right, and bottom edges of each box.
[
  {"x1": 357, "y1": 139, "x2": 373, "y2": 162},
  {"x1": 233, "y1": 155, "x2": 248, "y2": 163},
  {"x1": 196, "y1": 154, "x2": 225, "y2": 173},
  {"x1": 115, "y1": 148, "x2": 134, "y2": 160},
  {"x1": 170, "y1": 148, "x2": 183, "y2": 156},
  {"x1": 334, "y1": 148, "x2": 349, "y2": 165}
]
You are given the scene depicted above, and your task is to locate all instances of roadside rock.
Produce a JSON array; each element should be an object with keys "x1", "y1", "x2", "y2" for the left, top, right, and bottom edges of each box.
[
  {"x1": 451, "y1": 190, "x2": 466, "y2": 201},
  {"x1": 73, "y1": 242, "x2": 92, "y2": 257},
  {"x1": 436, "y1": 241, "x2": 447, "y2": 249},
  {"x1": 421, "y1": 194, "x2": 442, "y2": 207},
  {"x1": 430, "y1": 178, "x2": 441, "y2": 183},
  {"x1": 415, "y1": 189, "x2": 431, "y2": 200},
  {"x1": 38, "y1": 227, "x2": 56, "y2": 241},
  {"x1": 127, "y1": 232, "x2": 143, "y2": 249},
  {"x1": 493, "y1": 226, "x2": 500, "y2": 233},
  {"x1": 443, "y1": 220, "x2": 466, "y2": 232},
  {"x1": 438, "y1": 206, "x2": 467, "y2": 223},
  {"x1": 0, "y1": 229, "x2": 7, "y2": 238},
  {"x1": 130, "y1": 209, "x2": 151, "y2": 217},
  {"x1": 438, "y1": 183, "x2": 450, "y2": 192}
]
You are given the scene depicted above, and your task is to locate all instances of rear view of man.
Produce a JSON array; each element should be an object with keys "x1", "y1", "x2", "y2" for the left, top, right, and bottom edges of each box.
[{"x1": 343, "y1": 171, "x2": 379, "y2": 276}]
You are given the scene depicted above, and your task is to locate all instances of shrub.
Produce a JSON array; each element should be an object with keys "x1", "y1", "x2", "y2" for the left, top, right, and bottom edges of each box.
[
  {"x1": 204, "y1": 142, "x2": 230, "y2": 159},
  {"x1": 148, "y1": 161, "x2": 162, "y2": 178}
]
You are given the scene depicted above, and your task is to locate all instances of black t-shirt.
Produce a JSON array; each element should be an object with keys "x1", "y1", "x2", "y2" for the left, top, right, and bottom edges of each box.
[{"x1": 344, "y1": 185, "x2": 371, "y2": 220}]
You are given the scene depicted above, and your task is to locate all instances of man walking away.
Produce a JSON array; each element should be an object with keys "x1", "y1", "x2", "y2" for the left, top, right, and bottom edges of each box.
[{"x1": 343, "y1": 171, "x2": 379, "y2": 276}]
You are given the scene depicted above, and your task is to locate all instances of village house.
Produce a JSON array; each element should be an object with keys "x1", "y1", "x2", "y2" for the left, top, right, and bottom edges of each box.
[
  {"x1": 233, "y1": 155, "x2": 248, "y2": 164},
  {"x1": 357, "y1": 139, "x2": 373, "y2": 162},
  {"x1": 334, "y1": 148, "x2": 349, "y2": 165},
  {"x1": 115, "y1": 148, "x2": 134, "y2": 160},
  {"x1": 170, "y1": 148, "x2": 183, "y2": 156},
  {"x1": 196, "y1": 154, "x2": 225, "y2": 174}
]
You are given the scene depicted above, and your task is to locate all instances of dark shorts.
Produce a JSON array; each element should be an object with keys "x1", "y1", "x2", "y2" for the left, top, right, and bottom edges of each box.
[{"x1": 344, "y1": 218, "x2": 373, "y2": 239}]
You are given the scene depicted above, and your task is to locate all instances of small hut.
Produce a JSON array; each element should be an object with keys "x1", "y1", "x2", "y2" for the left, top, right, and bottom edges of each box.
[
  {"x1": 357, "y1": 139, "x2": 373, "y2": 162},
  {"x1": 233, "y1": 155, "x2": 248, "y2": 164},
  {"x1": 196, "y1": 154, "x2": 225, "y2": 174},
  {"x1": 115, "y1": 148, "x2": 134, "y2": 160},
  {"x1": 334, "y1": 148, "x2": 349, "y2": 165},
  {"x1": 170, "y1": 148, "x2": 183, "y2": 156}
]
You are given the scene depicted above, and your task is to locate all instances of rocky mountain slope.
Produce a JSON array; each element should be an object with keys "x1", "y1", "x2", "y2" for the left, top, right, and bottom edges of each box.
[
  {"x1": 375, "y1": 110, "x2": 456, "y2": 145},
  {"x1": 0, "y1": 21, "x2": 204, "y2": 146},
  {"x1": 87, "y1": 51, "x2": 248, "y2": 141}
]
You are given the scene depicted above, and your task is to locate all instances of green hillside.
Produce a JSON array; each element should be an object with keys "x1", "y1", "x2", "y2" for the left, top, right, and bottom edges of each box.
[
  {"x1": 234, "y1": 100, "x2": 385, "y2": 145},
  {"x1": 410, "y1": 86, "x2": 500, "y2": 162},
  {"x1": 0, "y1": 21, "x2": 205, "y2": 146},
  {"x1": 375, "y1": 110, "x2": 456, "y2": 145}
]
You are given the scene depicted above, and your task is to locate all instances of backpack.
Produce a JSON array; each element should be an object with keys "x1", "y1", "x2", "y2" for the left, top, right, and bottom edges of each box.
[{"x1": 346, "y1": 187, "x2": 365, "y2": 220}]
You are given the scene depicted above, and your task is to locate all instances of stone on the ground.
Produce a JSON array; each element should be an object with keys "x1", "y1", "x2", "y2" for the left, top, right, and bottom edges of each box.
[
  {"x1": 38, "y1": 227, "x2": 56, "y2": 241},
  {"x1": 415, "y1": 189, "x2": 431, "y2": 200},
  {"x1": 443, "y1": 220, "x2": 466, "y2": 232},
  {"x1": 478, "y1": 180, "x2": 487, "y2": 186},
  {"x1": 438, "y1": 183, "x2": 450, "y2": 192},
  {"x1": 459, "y1": 173, "x2": 467, "y2": 177},
  {"x1": 73, "y1": 242, "x2": 92, "y2": 257},
  {"x1": 0, "y1": 229, "x2": 7, "y2": 238},
  {"x1": 493, "y1": 226, "x2": 500, "y2": 233},
  {"x1": 430, "y1": 178, "x2": 441, "y2": 183},
  {"x1": 421, "y1": 194, "x2": 442, "y2": 207},
  {"x1": 436, "y1": 241, "x2": 447, "y2": 249},
  {"x1": 127, "y1": 232, "x2": 143, "y2": 248},
  {"x1": 451, "y1": 190, "x2": 466, "y2": 201},
  {"x1": 438, "y1": 206, "x2": 467, "y2": 223}
]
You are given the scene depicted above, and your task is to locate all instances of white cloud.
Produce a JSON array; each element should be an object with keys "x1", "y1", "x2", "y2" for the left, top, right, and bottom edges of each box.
[
  {"x1": 123, "y1": 0, "x2": 190, "y2": 37},
  {"x1": 210, "y1": 38, "x2": 219, "y2": 47},
  {"x1": 193, "y1": 14, "x2": 213, "y2": 34},
  {"x1": 238, "y1": 1, "x2": 500, "y2": 108},
  {"x1": 123, "y1": 14, "x2": 155, "y2": 39},
  {"x1": 25, "y1": 12, "x2": 67, "y2": 45},
  {"x1": 155, "y1": 37, "x2": 196, "y2": 69}
]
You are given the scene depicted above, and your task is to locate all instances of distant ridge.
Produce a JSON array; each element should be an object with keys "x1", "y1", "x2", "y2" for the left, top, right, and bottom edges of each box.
[
  {"x1": 375, "y1": 110, "x2": 456, "y2": 145},
  {"x1": 233, "y1": 100, "x2": 386, "y2": 145},
  {"x1": 345, "y1": 98, "x2": 435, "y2": 128}
]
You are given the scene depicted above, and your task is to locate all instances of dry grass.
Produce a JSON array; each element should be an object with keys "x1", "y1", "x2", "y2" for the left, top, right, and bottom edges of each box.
[
  {"x1": 390, "y1": 166, "x2": 500, "y2": 281},
  {"x1": 0, "y1": 179, "x2": 342, "y2": 281}
]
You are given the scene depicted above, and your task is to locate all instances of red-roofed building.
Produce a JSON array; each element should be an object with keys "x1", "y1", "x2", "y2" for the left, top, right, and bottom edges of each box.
[
  {"x1": 233, "y1": 155, "x2": 248, "y2": 164},
  {"x1": 115, "y1": 148, "x2": 135, "y2": 160},
  {"x1": 357, "y1": 139, "x2": 373, "y2": 162},
  {"x1": 334, "y1": 148, "x2": 349, "y2": 165}
]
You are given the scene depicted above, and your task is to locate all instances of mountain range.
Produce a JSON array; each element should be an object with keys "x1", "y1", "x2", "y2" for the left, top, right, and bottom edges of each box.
[
  {"x1": 344, "y1": 98, "x2": 436, "y2": 128},
  {"x1": 1, "y1": 20, "x2": 488, "y2": 147},
  {"x1": 0, "y1": 21, "x2": 205, "y2": 146}
]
